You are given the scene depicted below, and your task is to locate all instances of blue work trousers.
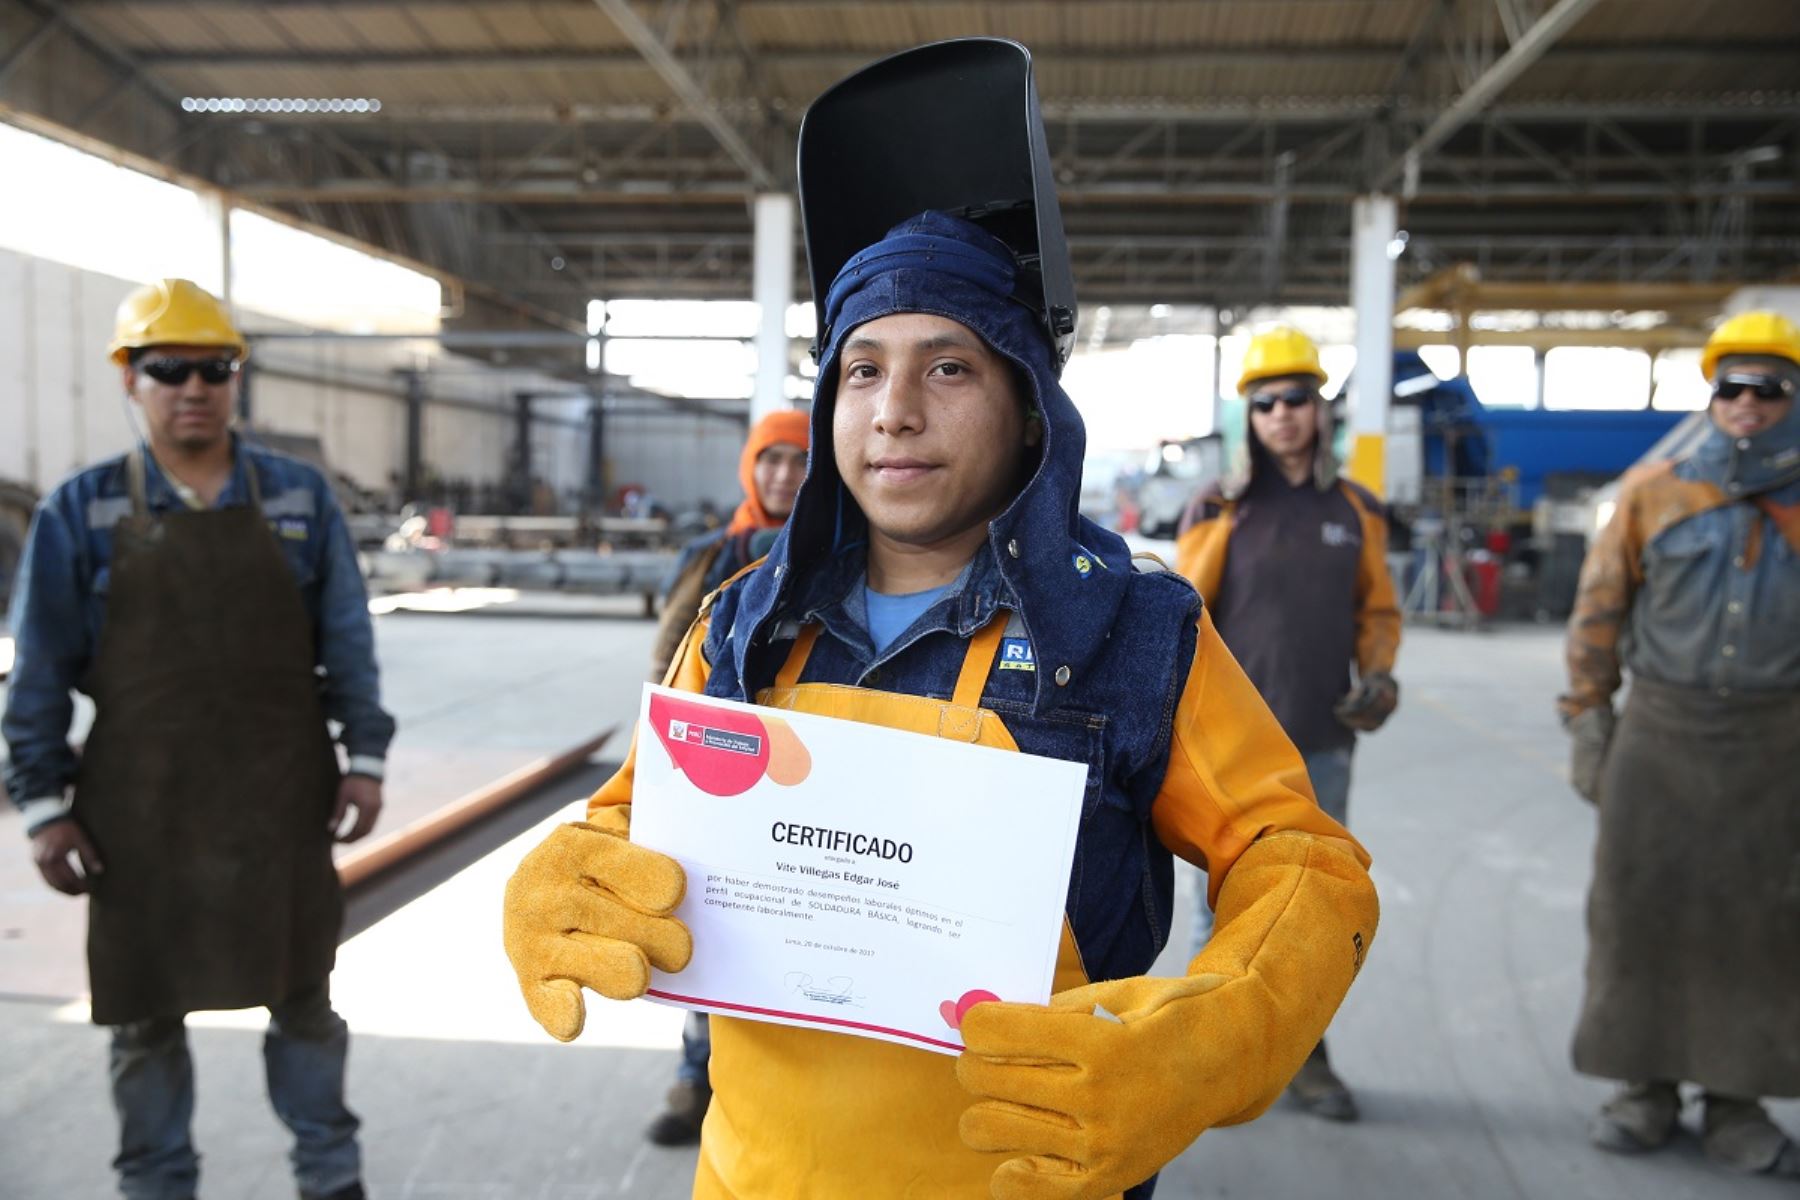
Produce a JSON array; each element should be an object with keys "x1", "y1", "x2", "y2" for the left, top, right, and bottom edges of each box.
[
  {"x1": 677, "y1": 1010, "x2": 711, "y2": 1088},
  {"x1": 108, "y1": 981, "x2": 361, "y2": 1200}
]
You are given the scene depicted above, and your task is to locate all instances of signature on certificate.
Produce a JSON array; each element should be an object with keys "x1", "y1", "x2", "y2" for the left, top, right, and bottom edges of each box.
[{"x1": 785, "y1": 972, "x2": 866, "y2": 1008}]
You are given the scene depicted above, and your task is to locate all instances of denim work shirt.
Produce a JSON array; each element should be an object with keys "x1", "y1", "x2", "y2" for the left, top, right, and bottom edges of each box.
[
  {"x1": 4, "y1": 440, "x2": 395, "y2": 817},
  {"x1": 1625, "y1": 473, "x2": 1800, "y2": 695},
  {"x1": 704, "y1": 535, "x2": 1206, "y2": 986}
]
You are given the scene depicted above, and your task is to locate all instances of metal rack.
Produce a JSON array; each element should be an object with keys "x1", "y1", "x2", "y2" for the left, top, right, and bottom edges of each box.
[{"x1": 1400, "y1": 470, "x2": 1521, "y2": 629}]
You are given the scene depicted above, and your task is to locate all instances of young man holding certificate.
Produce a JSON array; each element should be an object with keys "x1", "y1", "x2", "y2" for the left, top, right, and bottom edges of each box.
[{"x1": 504, "y1": 39, "x2": 1379, "y2": 1200}]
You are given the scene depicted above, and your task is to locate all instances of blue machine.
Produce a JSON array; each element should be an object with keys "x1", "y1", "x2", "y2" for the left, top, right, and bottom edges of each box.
[{"x1": 1394, "y1": 351, "x2": 1685, "y2": 510}]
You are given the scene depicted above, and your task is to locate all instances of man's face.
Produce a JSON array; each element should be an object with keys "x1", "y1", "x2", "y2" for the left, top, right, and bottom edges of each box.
[
  {"x1": 752, "y1": 442, "x2": 807, "y2": 520},
  {"x1": 1247, "y1": 376, "x2": 1320, "y2": 458},
  {"x1": 832, "y1": 312, "x2": 1040, "y2": 548},
  {"x1": 1709, "y1": 374, "x2": 1794, "y2": 440},
  {"x1": 124, "y1": 344, "x2": 239, "y2": 453}
]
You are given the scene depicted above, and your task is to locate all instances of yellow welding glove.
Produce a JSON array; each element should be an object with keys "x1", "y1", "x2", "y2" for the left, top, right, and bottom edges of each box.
[
  {"x1": 956, "y1": 832, "x2": 1377, "y2": 1200},
  {"x1": 502, "y1": 804, "x2": 692, "y2": 1042}
]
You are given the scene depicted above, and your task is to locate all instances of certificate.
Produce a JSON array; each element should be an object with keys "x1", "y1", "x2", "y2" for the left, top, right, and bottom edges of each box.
[{"x1": 628, "y1": 684, "x2": 1086, "y2": 1054}]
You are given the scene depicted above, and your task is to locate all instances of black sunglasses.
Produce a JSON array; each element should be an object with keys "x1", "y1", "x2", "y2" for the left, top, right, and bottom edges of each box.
[
  {"x1": 139, "y1": 357, "x2": 240, "y2": 386},
  {"x1": 1712, "y1": 375, "x2": 1795, "y2": 403},
  {"x1": 1249, "y1": 388, "x2": 1315, "y2": 413}
]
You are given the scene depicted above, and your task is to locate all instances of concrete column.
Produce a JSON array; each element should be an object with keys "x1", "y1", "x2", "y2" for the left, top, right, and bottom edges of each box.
[
  {"x1": 512, "y1": 392, "x2": 534, "y2": 513},
  {"x1": 1210, "y1": 324, "x2": 1224, "y2": 422},
  {"x1": 403, "y1": 370, "x2": 425, "y2": 503},
  {"x1": 586, "y1": 393, "x2": 607, "y2": 512},
  {"x1": 751, "y1": 193, "x2": 796, "y2": 423},
  {"x1": 199, "y1": 189, "x2": 234, "y2": 312},
  {"x1": 1348, "y1": 194, "x2": 1397, "y2": 497},
  {"x1": 199, "y1": 189, "x2": 244, "y2": 421}
]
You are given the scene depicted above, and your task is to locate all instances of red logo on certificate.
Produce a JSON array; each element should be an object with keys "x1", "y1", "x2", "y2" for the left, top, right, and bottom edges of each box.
[{"x1": 649, "y1": 692, "x2": 811, "y2": 797}]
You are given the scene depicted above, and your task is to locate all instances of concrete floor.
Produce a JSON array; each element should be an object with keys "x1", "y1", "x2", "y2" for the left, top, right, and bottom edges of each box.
[{"x1": 2, "y1": 603, "x2": 1796, "y2": 1198}]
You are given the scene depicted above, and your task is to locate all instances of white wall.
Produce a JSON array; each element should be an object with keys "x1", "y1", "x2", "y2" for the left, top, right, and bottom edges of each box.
[
  {"x1": 600, "y1": 411, "x2": 753, "y2": 512},
  {"x1": 0, "y1": 248, "x2": 544, "y2": 502},
  {"x1": 0, "y1": 248, "x2": 134, "y2": 495},
  {"x1": 0, "y1": 245, "x2": 756, "y2": 512}
]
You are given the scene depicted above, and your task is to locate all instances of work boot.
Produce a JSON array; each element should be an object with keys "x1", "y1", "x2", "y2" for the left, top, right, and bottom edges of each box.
[
  {"x1": 1588, "y1": 1081, "x2": 1680, "y2": 1154},
  {"x1": 1287, "y1": 1042, "x2": 1358, "y2": 1123},
  {"x1": 1701, "y1": 1094, "x2": 1800, "y2": 1177},
  {"x1": 646, "y1": 1078, "x2": 711, "y2": 1147}
]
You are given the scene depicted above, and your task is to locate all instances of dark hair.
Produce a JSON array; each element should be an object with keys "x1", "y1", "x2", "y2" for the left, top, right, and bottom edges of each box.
[{"x1": 1007, "y1": 360, "x2": 1036, "y2": 413}]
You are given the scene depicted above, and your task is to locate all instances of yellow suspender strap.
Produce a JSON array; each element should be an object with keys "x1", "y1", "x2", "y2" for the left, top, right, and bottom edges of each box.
[
  {"x1": 769, "y1": 611, "x2": 1009, "y2": 706},
  {"x1": 951, "y1": 615, "x2": 1009, "y2": 709},
  {"x1": 773, "y1": 625, "x2": 822, "y2": 690}
]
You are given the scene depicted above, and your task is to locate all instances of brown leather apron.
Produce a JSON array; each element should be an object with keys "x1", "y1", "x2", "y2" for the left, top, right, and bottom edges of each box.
[
  {"x1": 1573, "y1": 676, "x2": 1800, "y2": 1098},
  {"x1": 75, "y1": 448, "x2": 342, "y2": 1026}
]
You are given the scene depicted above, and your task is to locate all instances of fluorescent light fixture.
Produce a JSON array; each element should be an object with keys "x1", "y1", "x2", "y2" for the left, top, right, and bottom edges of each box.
[{"x1": 181, "y1": 97, "x2": 382, "y2": 115}]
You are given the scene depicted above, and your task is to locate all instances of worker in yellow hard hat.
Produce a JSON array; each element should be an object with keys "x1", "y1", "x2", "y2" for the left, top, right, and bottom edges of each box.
[
  {"x1": 1562, "y1": 309, "x2": 1800, "y2": 1178},
  {"x1": 4, "y1": 278, "x2": 390, "y2": 1200},
  {"x1": 1172, "y1": 324, "x2": 1401, "y2": 1122}
]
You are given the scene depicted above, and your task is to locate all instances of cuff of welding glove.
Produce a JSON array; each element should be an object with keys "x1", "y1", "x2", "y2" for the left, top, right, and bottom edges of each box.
[
  {"x1": 1565, "y1": 704, "x2": 1615, "y2": 742},
  {"x1": 585, "y1": 803, "x2": 631, "y2": 837},
  {"x1": 21, "y1": 795, "x2": 73, "y2": 837},
  {"x1": 1189, "y1": 831, "x2": 1379, "y2": 1126},
  {"x1": 955, "y1": 833, "x2": 1378, "y2": 1199}
]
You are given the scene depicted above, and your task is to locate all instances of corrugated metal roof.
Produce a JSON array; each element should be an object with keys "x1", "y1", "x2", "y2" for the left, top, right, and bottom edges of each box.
[
  {"x1": 16, "y1": 0, "x2": 1794, "y2": 308},
  {"x1": 80, "y1": 0, "x2": 1800, "y2": 111}
]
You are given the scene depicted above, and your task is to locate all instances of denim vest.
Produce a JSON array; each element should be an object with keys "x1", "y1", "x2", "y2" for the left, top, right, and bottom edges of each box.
[
  {"x1": 700, "y1": 532, "x2": 1203, "y2": 985},
  {"x1": 1625, "y1": 472, "x2": 1800, "y2": 694}
]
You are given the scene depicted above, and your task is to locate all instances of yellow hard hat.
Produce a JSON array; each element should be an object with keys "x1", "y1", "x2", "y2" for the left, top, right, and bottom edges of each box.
[
  {"x1": 1700, "y1": 310, "x2": 1800, "y2": 381},
  {"x1": 1237, "y1": 325, "x2": 1324, "y2": 395},
  {"x1": 108, "y1": 278, "x2": 246, "y2": 365}
]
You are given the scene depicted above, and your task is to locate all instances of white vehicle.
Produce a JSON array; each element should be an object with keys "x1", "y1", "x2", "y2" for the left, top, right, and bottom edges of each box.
[{"x1": 1135, "y1": 435, "x2": 1224, "y2": 539}]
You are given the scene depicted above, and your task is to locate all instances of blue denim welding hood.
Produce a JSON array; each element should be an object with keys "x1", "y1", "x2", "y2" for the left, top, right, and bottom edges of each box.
[{"x1": 797, "y1": 37, "x2": 1078, "y2": 374}]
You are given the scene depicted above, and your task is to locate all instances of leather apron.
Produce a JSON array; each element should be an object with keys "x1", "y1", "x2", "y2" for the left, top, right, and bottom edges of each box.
[
  {"x1": 694, "y1": 616, "x2": 1117, "y2": 1200},
  {"x1": 75, "y1": 448, "x2": 343, "y2": 1026},
  {"x1": 1574, "y1": 677, "x2": 1800, "y2": 1097}
]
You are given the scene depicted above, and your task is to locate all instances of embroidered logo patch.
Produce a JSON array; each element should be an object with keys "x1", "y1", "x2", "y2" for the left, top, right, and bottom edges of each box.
[
  {"x1": 271, "y1": 517, "x2": 310, "y2": 541},
  {"x1": 1320, "y1": 521, "x2": 1359, "y2": 549},
  {"x1": 998, "y1": 638, "x2": 1037, "y2": 672},
  {"x1": 1071, "y1": 545, "x2": 1109, "y2": 578}
]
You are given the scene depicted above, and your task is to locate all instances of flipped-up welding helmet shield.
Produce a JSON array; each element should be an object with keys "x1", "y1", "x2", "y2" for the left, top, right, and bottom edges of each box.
[{"x1": 797, "y1": 37, "x2": 1078, "y2": 373}]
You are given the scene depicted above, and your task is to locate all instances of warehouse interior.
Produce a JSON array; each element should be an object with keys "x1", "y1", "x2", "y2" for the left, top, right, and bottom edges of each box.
[{"x1": 2, "y1": 2, "x2": 1798, "y2": 1197}]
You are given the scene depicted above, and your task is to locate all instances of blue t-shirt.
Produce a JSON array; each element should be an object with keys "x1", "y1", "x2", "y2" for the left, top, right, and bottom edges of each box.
[{"x1": 864, "y1": 582, "x2": 952, "y2": 654}]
